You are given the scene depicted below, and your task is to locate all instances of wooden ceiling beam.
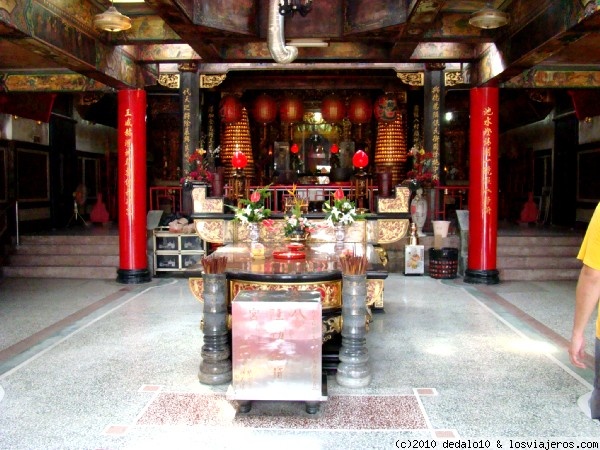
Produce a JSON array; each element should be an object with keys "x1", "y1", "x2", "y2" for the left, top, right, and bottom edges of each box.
[
  {"x1": 0, "y1": 0, "x2": 153, "y2": 89},
  {"x1": 470, "y1": 0, "x2": 599, "y2": 86}
]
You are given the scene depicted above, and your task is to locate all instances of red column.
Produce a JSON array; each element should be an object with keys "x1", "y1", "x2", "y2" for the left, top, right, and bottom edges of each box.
[
  {"x1": 116, "y1": 89, "x2": 151, "y2": 284},
  {"x1": 465, "y1": 87, "x2": 500, "y2": 285}
]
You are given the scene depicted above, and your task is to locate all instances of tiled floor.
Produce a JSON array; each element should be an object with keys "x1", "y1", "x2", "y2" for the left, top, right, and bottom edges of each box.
[{"x1": 0, "y1": 274, "x2": 599, "y2": 449}]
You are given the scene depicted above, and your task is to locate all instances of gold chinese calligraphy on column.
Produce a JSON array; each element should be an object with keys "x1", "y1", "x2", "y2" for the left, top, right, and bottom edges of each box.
[
  {"x1": 431, "y1": 86, "x2": 440, "y2": 182},
  {"x1": 124, "y1": 108, "x2": 133, "y2": 217},
  {"x1": 182, "y1": 87, "x2": 192, "y2": 170},
  {"x1": 482, "y1": 106, "x2": 494, "y2": 215}
]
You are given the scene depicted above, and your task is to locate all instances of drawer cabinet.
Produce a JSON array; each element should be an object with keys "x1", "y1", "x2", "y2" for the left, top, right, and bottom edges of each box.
[{"x1": 153, "y1": 228, "x2": 205, "y2": 273}]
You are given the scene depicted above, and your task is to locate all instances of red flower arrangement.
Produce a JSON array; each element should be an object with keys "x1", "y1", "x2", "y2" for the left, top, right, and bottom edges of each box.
[
  {"x1": 180, "y1": 148, "x2": 214, "y2": 185},
  {"x1": 406, "y1": 146, "x2": 436, "y2": 189}
]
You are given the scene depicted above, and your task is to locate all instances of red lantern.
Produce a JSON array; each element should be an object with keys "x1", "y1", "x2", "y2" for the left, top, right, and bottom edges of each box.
[
  {"x1": 374, "y1": 94, "x2": 398, "y2": 122},
  {"x1": 280, "y1": 96, "x2": 304, "y2": 123},
  {"x1": 231, "y1": 151, "x2": 248, "y2": 169},
  {"x1": 348, "y1": 95, "x2": 372, "y2": 124},
  {"x1": 321, "y1": 94, "x2": 346, "y2": 123},
  {"x1": 353, "y1": 149, "x2": 369, "y2": 169},
  {"x1": 219, "y1": 95, "x2": 242, "y2": 123},
  {"x1": 290, "y1": 143, "x2": 299, "y2": 154},
  {"x1": 252, "y1": 93, "x2": 277, "y2": 124},
  {"x1": 330, "y1": 143, "x2": 339, "y2": 154}
]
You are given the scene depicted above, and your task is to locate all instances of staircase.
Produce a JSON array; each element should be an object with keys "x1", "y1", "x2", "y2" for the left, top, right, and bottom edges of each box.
[
  {"x1": 1, "y1": 234, "x2": 119, "y2": 279},
  {"x1": 497, "y1": 233, "x2": 583, "y2": 281}
]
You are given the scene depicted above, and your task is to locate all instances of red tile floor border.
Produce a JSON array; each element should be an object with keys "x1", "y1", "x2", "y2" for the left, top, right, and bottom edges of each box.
[{"x1": 135, "y1": 392, "x2": 429, "y2": 430}]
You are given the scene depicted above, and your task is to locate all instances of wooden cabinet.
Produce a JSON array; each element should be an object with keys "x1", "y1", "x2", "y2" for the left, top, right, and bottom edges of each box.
[{"x1": 153, "y1": 228, "x2": 205, "y2": 272}]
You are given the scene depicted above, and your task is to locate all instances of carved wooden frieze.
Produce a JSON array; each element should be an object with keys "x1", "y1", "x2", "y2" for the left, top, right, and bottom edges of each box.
[
  {"x1": 377, "y1": 219, "x2": 410, "y2": 244},
  {"x1": 377, "y1": 186, "x2": 410, "y2": 213}
]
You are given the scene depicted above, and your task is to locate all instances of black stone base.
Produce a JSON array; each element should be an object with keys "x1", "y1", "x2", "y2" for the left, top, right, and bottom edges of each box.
[
  {"x1": 116, "y1": 268, "x2": 151, "y2": 284},
  {"x1": 322, "y1": 334, "x2": 341, "y2": 374},
  {"x1": 464, "y1": 268, "x2": 500, "y2": 285}
]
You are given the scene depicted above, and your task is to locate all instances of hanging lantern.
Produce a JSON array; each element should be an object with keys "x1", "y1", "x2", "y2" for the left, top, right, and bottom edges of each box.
[
  {"x1": 353, "y1": 149, "x2": 369, "y2": 169},
  {"x1": 348, "y1": 95, "x2": 372, "y2": 124},
  {"x1": 280, "y1": 95, "x2": 304, "y2": 123},
  {"x1": 231, "y1": 150, "x2": 248, "y2": 169},
  {"x1": 330, "y1": 143, "x2": 339, "y2": 154},
  {"x1": 290, "y1": 143, "x2": 299, "y2": 154},
  {"x1": 374, "y1": 93, "x2": 399, "y2": 122},
  {"x1": 321, "y1": 94, "x2": 346, "y2": 123},
  {"x1": 252, "y1": 93, "x2": 277, "y2": 124},
  {"x1": 219, "y1": 95, "x2": 243, "y2": 124}
]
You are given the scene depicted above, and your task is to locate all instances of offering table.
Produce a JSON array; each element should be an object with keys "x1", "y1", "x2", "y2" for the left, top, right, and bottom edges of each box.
[{"x1": 189, "y1": 241, "x2": 386, "y2": 372}]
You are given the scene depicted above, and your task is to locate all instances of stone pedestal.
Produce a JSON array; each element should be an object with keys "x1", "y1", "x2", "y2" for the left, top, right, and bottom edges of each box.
[
  {"x1": 336, "y1": 274, "x2": 371, "y2": 387},
  {"x1": 198, "y1": 273, "x2": 232, "y2": 385}
]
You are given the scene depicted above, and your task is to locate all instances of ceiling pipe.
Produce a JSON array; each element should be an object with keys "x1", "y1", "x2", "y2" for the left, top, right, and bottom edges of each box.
[{"x1": 268, "y1": 0, "x2": 298, "y2": 64}]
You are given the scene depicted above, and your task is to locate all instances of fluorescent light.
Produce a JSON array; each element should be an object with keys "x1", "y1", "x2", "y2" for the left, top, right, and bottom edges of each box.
[{"x1": 287, "y1": 39, "x2": 329, "y2": 48}]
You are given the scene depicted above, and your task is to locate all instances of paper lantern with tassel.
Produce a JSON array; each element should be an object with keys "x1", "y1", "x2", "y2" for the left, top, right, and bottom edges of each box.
[
  {"x1": 348, "y1": 94, "x2": 372, "y2": 124},
  {"x1": 321, "y1": 94, "x2": 346, "y2": 123},
  {"x1": 252, "y1": 93, "x2": 277, "y2": 124},
  {"x1": 219, "y1": 95, "x2": 243, "y2": 124},
  {"x1": 280, "y1": 95, "x2": 304, "y2": 123}
]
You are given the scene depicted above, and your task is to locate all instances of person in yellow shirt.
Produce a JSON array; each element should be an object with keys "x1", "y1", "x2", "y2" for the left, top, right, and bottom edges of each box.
[{"x1": 569, "y1": 202, "x2": 600, "y2": 419}]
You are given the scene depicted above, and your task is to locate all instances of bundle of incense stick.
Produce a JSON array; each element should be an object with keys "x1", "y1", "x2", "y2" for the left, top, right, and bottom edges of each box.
[
  {"x1": 201, "y1": 255, "x2": 228, "y2": 274},
  {"x1": 339, "y1": 254, "x2": 368, "y2": 275}
]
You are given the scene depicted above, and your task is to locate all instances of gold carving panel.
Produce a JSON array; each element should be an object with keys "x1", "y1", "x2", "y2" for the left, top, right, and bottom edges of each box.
[
  {"x1": 194, "y1": 219, "x2": 225, "y2": 243},
  {"x1": 378, "y1": 219, "x2": 410, "y2": 244},
  {"x1": 189, "y1": 277, "x2": 204, "y2": 302},
  {"x1": 229, "y1": 279, "x2": 342, "y2": 311},
  {"x1": 377, "y1": 186, "x2": 410, "y2": 213},
  {"x1": 367, "y1": 279, "x2": 385, "y2": 310},
  {"x1": 192, "y1": 185, "x2": 223, "y2": 213}
]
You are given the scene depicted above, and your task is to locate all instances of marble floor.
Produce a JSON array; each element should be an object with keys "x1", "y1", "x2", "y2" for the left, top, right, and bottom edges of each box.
[{"x1": 0, "y1": 274, "x2": 599, "y2": 449}]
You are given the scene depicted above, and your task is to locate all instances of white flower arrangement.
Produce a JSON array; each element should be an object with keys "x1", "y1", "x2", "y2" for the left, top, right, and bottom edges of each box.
[{"x1": 322, "y1": 188, "x2": 362, "y2": 227}]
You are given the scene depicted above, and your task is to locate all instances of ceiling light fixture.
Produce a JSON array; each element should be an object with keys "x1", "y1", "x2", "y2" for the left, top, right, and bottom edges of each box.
[
  {"x1": 93, "y1": 2, "x2": 132, "y2": 33},
  {"x1": 287, "y1": 39, "x2": 329, "y2": 48},
  {"x1": 279, "y1": 0, "x2": 313, "y2": 17},
  {"x1": 469, "y1": 2, "x2": 509, "y2": 29}
]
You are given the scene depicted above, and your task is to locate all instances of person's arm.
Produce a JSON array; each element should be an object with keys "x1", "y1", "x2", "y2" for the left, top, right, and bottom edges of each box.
[{"x1": 570, "y1": 264, "x2": 600, "y2": 368}]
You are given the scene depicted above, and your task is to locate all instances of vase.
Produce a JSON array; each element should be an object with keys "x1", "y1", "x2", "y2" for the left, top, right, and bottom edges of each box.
[
  {"x1": 288, "y1": 228, "x2": 309, "y2": 242},
  {"x1": 410, "y1": 188, "x2": 427, "y2": 237},
  {"x1": 334, "y1": 223, "x2": 346, "y2": 246},
  {"x1": 247, "y1": 222, "x2": 260, "y2": 243}
]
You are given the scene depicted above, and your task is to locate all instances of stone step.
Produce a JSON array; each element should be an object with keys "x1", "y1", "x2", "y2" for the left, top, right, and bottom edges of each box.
[
  {"x1": 19, "y1": 234, "x2": 119, "y2": 246},
  {"x1": 497, "y1": 235, "x2": 582, "y2": 247},
  {"x1": 3, "y1": 232, "x2": 119, "y2": 279},
  {"x1": 497, "y1": 255, "x2": 581, "y2": 269},
  {"x1": 14, "y1": 244, "x2": 119, "y2": 256},
  {"x1": 499, "y1": 268, "x2": 581, "y2": 281},
  {"x1": 497, "y1": 245, "x2": 580, "y2": 256},
  {"x1": 495, "y1": 233, "x2": 582, "y2": 281},
  {"x1": 2, "y1": 265, "x2": 117, "y2": 279},
  {"x1": 9, "y1": 254, "x2": 118, "y2": 266}
]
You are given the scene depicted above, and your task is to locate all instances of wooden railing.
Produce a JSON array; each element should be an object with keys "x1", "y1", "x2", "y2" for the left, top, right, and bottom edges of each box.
[
  {"x1": 150, "y1": 183, "x2": 382, "y2": 215},
  {"x1": 431, "y1": 185, "x2": 469, "y2": 220}
]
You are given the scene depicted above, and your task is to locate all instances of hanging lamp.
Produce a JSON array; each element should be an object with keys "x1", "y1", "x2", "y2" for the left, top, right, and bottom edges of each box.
[
  {"x1": 93, "y1": 2, "x2": 132, "y2": 33},
  {"x1": 469, "y1": 2, "x2": 509, "y2": 29}
]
